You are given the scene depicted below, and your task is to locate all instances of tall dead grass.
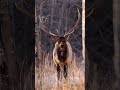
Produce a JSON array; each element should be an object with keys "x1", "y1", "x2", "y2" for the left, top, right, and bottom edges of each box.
[{"x1": 35, "y1": 53, "x2": 84, "y2": 90}]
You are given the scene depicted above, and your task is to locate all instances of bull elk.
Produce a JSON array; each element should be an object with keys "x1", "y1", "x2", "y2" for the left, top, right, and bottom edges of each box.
[{"x1": 41, "y1": 8, "x2": 80, "y2": 80}]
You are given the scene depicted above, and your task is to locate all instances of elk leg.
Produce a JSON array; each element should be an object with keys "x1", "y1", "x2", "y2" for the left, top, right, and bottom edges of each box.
[
  {"x1": 57, "y1": 64, "x2": 60, "y2": 80},
  {"x1": 64, "y1": 65, "x2": 67, "y2": 79}
]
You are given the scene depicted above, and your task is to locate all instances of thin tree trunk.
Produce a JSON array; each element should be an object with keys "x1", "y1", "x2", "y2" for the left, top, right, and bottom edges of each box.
[
  {"x1": 35, "y1": 8, "x2": 42, "y2": 66},
  {"x1": 113, "y1": 0, "x2": 120, "y2": 89}
]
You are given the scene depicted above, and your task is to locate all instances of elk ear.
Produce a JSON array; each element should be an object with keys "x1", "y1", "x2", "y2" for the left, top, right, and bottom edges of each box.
[{"x1": 51, "y1": 35, "x2": 59, "y2": 41}]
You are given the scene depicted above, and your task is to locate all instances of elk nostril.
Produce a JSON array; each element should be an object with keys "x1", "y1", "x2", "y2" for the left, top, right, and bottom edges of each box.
[{"x1": 61, "y1": 45, "x2": 64, "y2": 48}]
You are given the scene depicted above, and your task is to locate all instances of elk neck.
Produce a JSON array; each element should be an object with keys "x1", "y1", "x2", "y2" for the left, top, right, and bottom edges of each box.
[{"x1": 57, "y1": 44, "x2": 68, "y2": 63}]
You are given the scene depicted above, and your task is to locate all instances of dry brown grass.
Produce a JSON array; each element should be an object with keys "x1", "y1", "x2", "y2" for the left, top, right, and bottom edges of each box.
[{"x1": 35, "y1": 53, "x2": 84, "y2": 90}]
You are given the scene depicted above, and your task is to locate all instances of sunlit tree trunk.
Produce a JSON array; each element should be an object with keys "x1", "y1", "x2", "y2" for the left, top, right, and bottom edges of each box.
[
  {"x1": 35, "y1": 8, "x2": 42, "y2": 66},
  {"x1": 113, "y1": 0, "x2": 120, "y2": 89}
]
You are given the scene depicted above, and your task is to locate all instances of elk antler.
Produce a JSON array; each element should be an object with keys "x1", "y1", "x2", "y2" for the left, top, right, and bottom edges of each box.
[
  {"x1": 40, "y1": 16, "x2": 58, "y2": 37},
  {"x1": 64, "y1": 8, "x2": 81, "y2": 37}
]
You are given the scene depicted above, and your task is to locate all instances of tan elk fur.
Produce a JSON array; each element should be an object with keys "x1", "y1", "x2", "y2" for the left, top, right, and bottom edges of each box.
[{"x1": 53, "y1": 41, "x2": 72, "y2": 67}]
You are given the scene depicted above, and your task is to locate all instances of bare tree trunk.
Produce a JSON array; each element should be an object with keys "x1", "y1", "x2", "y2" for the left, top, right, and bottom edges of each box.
[
  {"x1": 1, "y1": 8, "x2": 18, "y2": 90},
  {"x1": 0, "y1": 0, "x2": 19, "y2": 89},
  {"x1": 113, "y1": 0, "x2": 120, "y2": 89},
  {"x1": 35, "y1": 9, "x2": 42, "y2": 67}
]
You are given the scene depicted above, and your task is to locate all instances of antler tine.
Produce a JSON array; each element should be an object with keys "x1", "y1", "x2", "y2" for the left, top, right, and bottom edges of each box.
[
  {"x1": 64, "y1": 8, "x2": 81, "y2": 36},
  {"x1": 41, "y1": 17, "x2": 57, "y2": 36}
]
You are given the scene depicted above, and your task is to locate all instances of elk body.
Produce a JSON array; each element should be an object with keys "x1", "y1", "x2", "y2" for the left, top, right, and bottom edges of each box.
[
  {"x1": 53, "y1": 36, "x2": 73, "y2": 80},
  {"x1": 41, "y1": 8, "x2": 80, "y2": 80}
]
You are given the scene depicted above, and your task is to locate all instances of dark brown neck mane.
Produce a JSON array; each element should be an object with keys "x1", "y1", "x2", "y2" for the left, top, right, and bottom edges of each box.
[{"x1": 57, "y1": 47, "x2": 68, "y2": 63}]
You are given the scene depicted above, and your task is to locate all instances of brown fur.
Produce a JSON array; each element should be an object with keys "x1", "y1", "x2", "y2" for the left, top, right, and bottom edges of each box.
[
  {"x1": 53, "y1": 37, "x2": 70, "y2": 80},
  {"x1": 56, "y1": 37, "x2": 68, "y2": 63}
]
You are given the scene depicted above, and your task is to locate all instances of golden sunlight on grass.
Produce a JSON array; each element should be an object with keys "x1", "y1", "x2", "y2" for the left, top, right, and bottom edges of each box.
[{"x1": 35, "y1": 54, "x2": 84, "y2": 90}]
